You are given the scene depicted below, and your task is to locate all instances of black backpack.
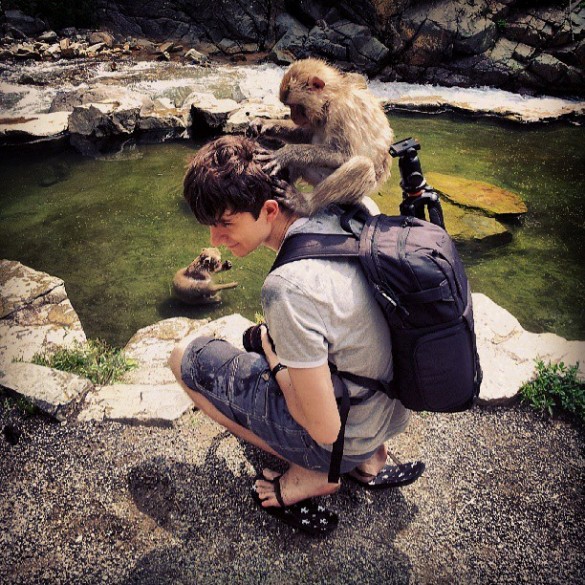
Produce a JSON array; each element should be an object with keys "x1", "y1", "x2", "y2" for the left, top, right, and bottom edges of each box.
[{"x1": 271, "y1": 206, "x2": 482, "y2": 481}]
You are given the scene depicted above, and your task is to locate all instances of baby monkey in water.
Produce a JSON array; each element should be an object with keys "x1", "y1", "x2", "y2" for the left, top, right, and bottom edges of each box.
[{"x1": 248, "y1": 58, "x2": 394, "y2": 216}]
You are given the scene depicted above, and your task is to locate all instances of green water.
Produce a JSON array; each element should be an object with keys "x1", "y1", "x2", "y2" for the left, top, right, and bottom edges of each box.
[{"x1": 0, "y1": 112, "x2": 583, "y2": 347}]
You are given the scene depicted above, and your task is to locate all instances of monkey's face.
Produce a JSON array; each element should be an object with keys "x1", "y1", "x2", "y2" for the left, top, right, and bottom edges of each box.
[
  {"x1": 280, "y1": 63, "x2": 329, "y2": 128},
  {"x1": 289, "y1": 103, "x2": 310, "y2": 127},
  {"x1": 197, "y1": 247, "x2": 224, "y2": 273}
]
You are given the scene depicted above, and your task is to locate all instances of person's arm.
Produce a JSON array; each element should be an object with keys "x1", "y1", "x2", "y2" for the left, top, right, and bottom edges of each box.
[{"x1": 261, "y1": 328, "x2": 340, "y2": 445}]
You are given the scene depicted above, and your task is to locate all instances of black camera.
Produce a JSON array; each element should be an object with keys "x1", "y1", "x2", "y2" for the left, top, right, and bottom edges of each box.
[{"x1": 242, "y1": 324, "x2": 276, "y2": 356}]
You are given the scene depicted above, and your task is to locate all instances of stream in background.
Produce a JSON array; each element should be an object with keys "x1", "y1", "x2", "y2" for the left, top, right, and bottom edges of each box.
[{"x1": 0, "y1": 111, "x2": 583, "y2": 347}]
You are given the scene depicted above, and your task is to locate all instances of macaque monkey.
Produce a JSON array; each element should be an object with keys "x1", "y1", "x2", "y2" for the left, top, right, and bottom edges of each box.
[
  {"x1": 172, "y1": 247, "x2": 237, "y2": 305},
  {"x1": 248, "y1": 58, "x2": 394, "y2": 216}
]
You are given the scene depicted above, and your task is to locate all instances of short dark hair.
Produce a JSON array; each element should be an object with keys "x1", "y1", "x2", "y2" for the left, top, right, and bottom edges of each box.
[{"x1": 183, "y1": 135, "x2": 276, "y2": 225}]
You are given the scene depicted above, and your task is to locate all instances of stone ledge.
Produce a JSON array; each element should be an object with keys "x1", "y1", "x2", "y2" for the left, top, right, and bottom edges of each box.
[
  {"x1": 78, "y1": 382, "x2": 194, "y2": 426},
  {"x1": 0, "y1": 361, "x2": 93, "y2": 421}
]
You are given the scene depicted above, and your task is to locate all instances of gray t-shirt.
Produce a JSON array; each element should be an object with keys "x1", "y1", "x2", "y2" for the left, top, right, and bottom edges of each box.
[{"x1": 262, "y1": 206, "x2": 408, "y2": 456}]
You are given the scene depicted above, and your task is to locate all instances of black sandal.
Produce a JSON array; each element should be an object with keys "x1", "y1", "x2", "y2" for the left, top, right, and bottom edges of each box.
[
  {"x1": 251, "y1": 475, "x2": 339, "y2": 535},
  {"x1": 347, "y1": 460, "x2": 425, "y2": 490}
]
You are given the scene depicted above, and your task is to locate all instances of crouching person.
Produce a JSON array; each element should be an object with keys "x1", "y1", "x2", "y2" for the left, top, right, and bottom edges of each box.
[{"x1": 169, "y1": 136, "x2": 421, "y2": 535}]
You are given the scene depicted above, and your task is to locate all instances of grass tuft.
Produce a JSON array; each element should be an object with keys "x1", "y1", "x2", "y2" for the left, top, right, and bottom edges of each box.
[
  {"x1": 32, "y1": 339, "x2": 136, "y2": 386},
  {"x1": 519, "y1": 360, "x2": 584, "y2": 423}
]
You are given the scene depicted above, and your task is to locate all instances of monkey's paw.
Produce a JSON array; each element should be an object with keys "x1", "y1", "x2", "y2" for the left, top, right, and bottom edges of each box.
[
  {"x1": 257, "y1": 145, "x2": 294, "y2": 176},
  {"x1": 247, "y1": 117, "x2": 268, "y2": 138},
  {"x1": 272, "y1": 178, "x2": 311, "y2": 216}
]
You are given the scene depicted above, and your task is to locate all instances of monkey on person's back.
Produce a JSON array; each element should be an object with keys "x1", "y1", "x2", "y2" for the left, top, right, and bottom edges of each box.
[{"x1": 248, "y1": 58, "x2": 394, "y2": 216}]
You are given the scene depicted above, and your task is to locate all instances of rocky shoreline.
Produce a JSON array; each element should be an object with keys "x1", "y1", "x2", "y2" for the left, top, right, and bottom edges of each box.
[
  {"x1": 1, "y1": 57, "x2": 584, "y2": 158},
  {"x1": 2, "y1": 1, "x2": 585, "y2": 156},
  {"x1": 1, "y1": 259, "x2": 584, "y2": 427}
]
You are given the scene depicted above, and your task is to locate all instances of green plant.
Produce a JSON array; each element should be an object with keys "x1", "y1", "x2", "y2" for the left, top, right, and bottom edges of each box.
[
  {"x1": 496, "y1": 18, "x2": 508, "y2": 31},
  {"x1": 32, "y1": 339, "x2": 136, "y2": 386},
  {"x1": 520, "y1": 360, "x2": 585, "y2": 422}
]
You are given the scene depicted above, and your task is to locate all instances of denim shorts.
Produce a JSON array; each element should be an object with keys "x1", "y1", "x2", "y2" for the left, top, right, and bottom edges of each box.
[{"x1": 180, "y1": 335, "x2": 379, "y2": 473}]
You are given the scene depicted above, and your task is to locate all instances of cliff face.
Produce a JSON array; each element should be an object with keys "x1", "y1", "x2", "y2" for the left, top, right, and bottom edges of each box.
[
  {"x1": 88, "y1": 0, "x2": 584, "y2": 97},
  {"x1": 2, "y1": 0, "x2": 583, "y2": 96}
]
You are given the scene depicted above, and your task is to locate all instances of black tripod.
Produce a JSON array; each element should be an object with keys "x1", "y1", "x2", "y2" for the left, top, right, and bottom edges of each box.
[{"x1": 390, "y1": 137, "x2": 445, "y2": 229}]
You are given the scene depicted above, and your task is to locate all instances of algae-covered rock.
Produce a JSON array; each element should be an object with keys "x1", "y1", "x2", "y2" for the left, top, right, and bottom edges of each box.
[
  {"x1": 426, "y1": 172, "x2": 528, "y2": 218},
  {"x1": 446, "y1": 206, "x2": 510, "y2": 244},
  {"x1": 375, "y1": 183, "x2": 511, "y2": 243}
]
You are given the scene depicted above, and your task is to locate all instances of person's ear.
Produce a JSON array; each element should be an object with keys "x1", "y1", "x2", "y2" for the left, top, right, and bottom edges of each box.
[{"x1": 263, "y1": 199, "x2": 280, "y2": 222}]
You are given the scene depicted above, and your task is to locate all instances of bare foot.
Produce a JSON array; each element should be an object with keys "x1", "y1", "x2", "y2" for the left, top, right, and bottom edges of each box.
[
  {"x1": 348, "y1": 444, "x2": 388, "y2": 483},
  {"x1": 254, "y1": 464, "x2": 340, "y2": 508}
]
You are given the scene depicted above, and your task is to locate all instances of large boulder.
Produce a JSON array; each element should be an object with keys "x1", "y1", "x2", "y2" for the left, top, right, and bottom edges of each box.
[
  {"x1": 0, "y1": 260, "x2": 86, "y2": 369},
  {"x1": 3, "y1": 9, "x2": 47, "y2": 37},
  {"x1": 474, "y1": 294, "x2": 585, "y2": 403},
  {"x1": 269, "y1": 13, "x2": 308, "y2": 64},
  {"x1": 68, "y1": 102, "x2": 141, "y2": 137}
]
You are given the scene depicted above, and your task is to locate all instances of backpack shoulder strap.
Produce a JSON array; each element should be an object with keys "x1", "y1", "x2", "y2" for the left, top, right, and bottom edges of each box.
[{"x1": 271, "y1": 232, "x2": 360, "y2": 272}]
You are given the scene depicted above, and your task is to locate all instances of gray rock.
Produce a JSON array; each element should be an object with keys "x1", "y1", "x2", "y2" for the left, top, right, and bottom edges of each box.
[
  {"x1": 38, "y1": 30, "x2": 58, "y2": 43},
  {"x1": 4, "y1": 9, "x2": 47, "y2": 37},
  {"x1": 0, "y1": 260, "x2": 86, "y2": 368},
  {"x1": 529, "y1": 53, "x2": 567, "y2": 84},
  {"x1": 68, "y1": 102, "x2": 141, "y2": 137},
  {"x1": 77, "y1": 383, "x2": 194, "y2": 425},
  {"x1": 0, "y1": 362, "x2": 93, "y2": 421},
  {"x1": 89, "y1": 31, "x2": 116, "y2": 47},
  {"x1": 305, "y1": 28, "x2": 348, "y2": 62},
  {"x1": 223, "y1": 99, "x2": 288, "y2": 134},
  {"x1": 184, "y1": 48, "x2": 210, "y2": 64},
  {"x1": 455, "y1": 14, "x2": 497, "y2": 55},
  {"x1": 187, "y1": 93, "x2": 239, "y2": 136},
  {"x1": 270, "y1": 15, "x2": 309, "y2": 64},
  {"x1": 50, "y1": 84, "x2": 151, "y2": 113},
  {"x1": 474, "y1": 293, "x2": 585, "y2": 403}
]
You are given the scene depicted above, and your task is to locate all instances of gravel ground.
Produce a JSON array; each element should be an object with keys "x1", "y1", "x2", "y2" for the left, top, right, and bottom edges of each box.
[{"x1": 1, "y1": 398, "x2": 583, "y2": 585}]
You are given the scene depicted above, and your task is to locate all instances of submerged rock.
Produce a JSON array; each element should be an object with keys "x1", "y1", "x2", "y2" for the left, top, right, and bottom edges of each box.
[
  {"x1": 378, "y1": 183, "x2": 510, "y2": 243},
  {"x1": 426, "y1": 172, "x2": 528, "y2": 218},
  {"x1": 445, "y1": 207, "x2": 511, "y2": 244}
]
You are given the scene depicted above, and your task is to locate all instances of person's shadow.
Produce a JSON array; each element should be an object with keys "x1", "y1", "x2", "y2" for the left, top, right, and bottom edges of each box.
[{"x1": 122, "y1": 433, "x2": 418, "y2": 584}]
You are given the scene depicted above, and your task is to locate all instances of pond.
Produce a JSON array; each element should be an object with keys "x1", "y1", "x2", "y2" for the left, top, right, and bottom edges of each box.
[{"x1": 0, "y1": 111, "x2": 583, "y2": 347}]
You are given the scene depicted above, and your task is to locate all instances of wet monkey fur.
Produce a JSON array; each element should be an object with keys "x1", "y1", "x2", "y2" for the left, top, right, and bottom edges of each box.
[{"x1": 249, "y1": 58, "x2": 394, "y2": 216}]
